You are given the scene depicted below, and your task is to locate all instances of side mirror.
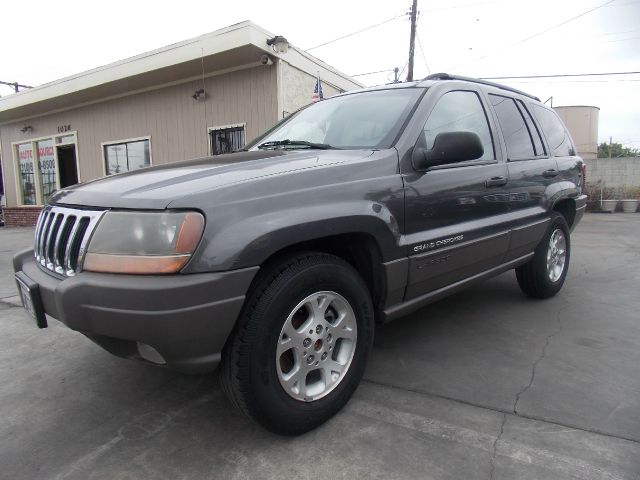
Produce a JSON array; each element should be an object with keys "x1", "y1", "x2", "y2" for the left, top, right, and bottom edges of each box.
[{"x1": 413, "y1": 131, "x2": 484, "y2": 170}]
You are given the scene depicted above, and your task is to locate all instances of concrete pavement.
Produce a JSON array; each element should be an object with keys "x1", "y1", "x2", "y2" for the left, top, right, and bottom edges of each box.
[{"x1": 1, "y1": 214, "x2": 639, "y2": 479}]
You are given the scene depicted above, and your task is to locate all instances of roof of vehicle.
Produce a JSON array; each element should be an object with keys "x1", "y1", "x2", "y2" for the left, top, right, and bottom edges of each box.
[{"x1": 343, "y1": 73, "x2": 542, "y2": 103}]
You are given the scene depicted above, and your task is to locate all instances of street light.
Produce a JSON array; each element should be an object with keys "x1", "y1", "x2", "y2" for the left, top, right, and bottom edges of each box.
[{"x1": 266, "y1": 36, "x2": 289, "y2": 54}]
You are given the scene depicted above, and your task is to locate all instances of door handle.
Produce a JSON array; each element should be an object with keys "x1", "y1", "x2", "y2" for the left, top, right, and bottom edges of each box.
[
  {"x1": 485, "y1": 176, "x2": 507, "y2": 187},
  {"x1": 543, "y1": 169, "x2": 559, "y2": 178}
]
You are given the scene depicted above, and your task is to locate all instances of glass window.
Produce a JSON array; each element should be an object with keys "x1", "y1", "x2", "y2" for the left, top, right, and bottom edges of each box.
[
  {"x1": 56, "y1": 134, "x2": 76, "y2": 145},
  {"x1": 489, "y1": 94, "x2": 536, "y2": 160},
  {"x1": 421, "y1": 90, "x2": 494, "y2": 161},
  {"x1": 210, "y1": 126, "x2": 245, "y2": 155},
  {"x1": 516, "y1": 100, "x2": 545, "y2": 157},
  {"x1": 37, "y1": 139, "x2": 57, "y2": 199},
  {"x1": 531, "y1": 105, "x2": 575, "y2": 157},
  {"x1": 16, "y1": 143, "x2": 37, "y2": 205},
  {"x1": 104, "y1": 139, "x2": 151, "y2": 175},
  {"x1": 249, "y1": 88, "x2": 422, "y2": 150}
]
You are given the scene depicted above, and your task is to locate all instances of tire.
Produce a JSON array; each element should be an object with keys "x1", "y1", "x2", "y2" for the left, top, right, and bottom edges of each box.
[
  {"x1": 220, "y1": 252, "x2": 374, "y2": 435},
  {"x1": 516, "y1": 211, "x2": 571, "y2": 299}
]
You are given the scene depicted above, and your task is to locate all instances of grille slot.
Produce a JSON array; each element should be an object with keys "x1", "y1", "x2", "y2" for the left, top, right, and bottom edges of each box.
[{"x1": 34, "y1": 206, "x2": 106, "y2": 277}]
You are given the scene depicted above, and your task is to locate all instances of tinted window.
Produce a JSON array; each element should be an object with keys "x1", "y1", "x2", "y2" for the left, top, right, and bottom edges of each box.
[
  {"x1": 516, "y1": 100, "x2": 545, "y2": 156},
  {"x1": 421, "y1": 90, "x2": 494, "y2": 161},
  {"x1": 489, "y1": 94, "x2": 535, "y2": 160},
  {"x1": 531, "y1": 104, "x2": 575, "y2": 157}
]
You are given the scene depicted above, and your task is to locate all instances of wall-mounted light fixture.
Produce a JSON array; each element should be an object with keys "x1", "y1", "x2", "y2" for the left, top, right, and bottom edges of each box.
[
  {"x1": 191, "y1": 89, "x2": 206, "y2": 101},
  {"x1": 20, "y1": 125, "x2": 33, "y2": 134},
  {"x1": 266, "y1": 36, "x2": 289, "y2": 54}
]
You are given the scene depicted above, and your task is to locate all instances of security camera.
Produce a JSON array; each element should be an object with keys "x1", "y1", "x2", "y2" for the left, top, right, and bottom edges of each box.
[{"x1": 260, "y1": 54, "x2": 274, "y2": 66}]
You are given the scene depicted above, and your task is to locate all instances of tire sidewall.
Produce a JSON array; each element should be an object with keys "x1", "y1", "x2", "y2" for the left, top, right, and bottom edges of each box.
[{"x1": 246, "y1": 259, "x2": 373, "y2": 433}]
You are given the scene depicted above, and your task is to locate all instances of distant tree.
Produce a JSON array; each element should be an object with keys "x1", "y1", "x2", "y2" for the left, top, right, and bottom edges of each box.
[{"x1": 597, "y1": 142, "x2": 640, "y2": 158}]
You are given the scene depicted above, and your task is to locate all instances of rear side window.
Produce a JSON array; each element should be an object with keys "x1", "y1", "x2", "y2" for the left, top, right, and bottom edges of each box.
[
  {"x1": 516, "y1": 100, "x2": 545, "y2": 156},
  {"x1": 531, "y1": 104, "x2": 576, "y2": 157},
  {"x1": 421, "y1": 90, "x2": 495, "y2": 161},
  {"x1": 489, "y1": 94, "x2": 535, "y2": 160}
]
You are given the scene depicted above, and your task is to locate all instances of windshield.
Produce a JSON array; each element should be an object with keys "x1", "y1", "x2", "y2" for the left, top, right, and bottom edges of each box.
[{"x1": 248, "y1": 88, "x2": 423, "y2": 150}]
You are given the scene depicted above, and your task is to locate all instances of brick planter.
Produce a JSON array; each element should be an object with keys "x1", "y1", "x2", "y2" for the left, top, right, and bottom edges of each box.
[{"x1": 3, "y1": 206, "x2": 43, "y2": 227}]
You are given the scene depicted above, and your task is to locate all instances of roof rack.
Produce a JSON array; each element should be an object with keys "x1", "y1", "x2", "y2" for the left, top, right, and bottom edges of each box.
[{"x1": 423, "y1": 73, "x2": 541, "y2": 101}]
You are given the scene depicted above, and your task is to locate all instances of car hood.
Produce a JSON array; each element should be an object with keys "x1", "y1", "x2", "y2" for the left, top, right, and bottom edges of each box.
[{"x1": 49, "y1": 149, "x2": 372, "y2": 209}]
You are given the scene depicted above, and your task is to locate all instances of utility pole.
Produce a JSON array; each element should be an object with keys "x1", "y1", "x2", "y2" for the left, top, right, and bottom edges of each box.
[
  {"x1": 406, "y1": 0, "x2": 418, "y2": 82},
  {"x1": 609, "y1": 136, "x2": 612, "y2": 160}
]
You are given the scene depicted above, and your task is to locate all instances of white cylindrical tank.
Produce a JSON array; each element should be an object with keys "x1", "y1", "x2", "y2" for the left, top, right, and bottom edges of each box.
[{"x1": 553, "y1": 106, "x2": 599, "y2": 160}]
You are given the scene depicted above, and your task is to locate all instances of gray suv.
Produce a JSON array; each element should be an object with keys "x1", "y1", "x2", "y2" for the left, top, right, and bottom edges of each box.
[{"x1": 13, "y1": 74, "x2": 587, "y2": 434}]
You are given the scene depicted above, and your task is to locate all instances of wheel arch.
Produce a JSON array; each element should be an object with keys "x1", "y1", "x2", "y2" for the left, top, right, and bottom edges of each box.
[
  {"x1": 552, "y1": 197, "x2": 576, "y2": 228},
  {"x1": 249, "y1": 232, "x2": 388, "y2": 316}
]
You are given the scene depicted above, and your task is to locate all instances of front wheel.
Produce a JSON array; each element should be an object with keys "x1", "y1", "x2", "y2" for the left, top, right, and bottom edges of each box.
[
  {"x1": 220, "y1": 253, "x2": 374, "y2": 435},
  {"x1": 516, "y1": 212, "x2": 571, "y2": 299}
]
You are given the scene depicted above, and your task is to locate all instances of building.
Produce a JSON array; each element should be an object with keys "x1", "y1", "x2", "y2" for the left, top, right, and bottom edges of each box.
[{"x1": 0, "y1": 21, "x2": 362, "y2": 226}]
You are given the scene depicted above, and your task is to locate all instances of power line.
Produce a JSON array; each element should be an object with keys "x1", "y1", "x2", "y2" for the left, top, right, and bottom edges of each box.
[
  {"x1": 305, "y1": 15, "x2": 400, "y2": 51},
  {"x1": 0, "y1": 80, "x2": 33, "y2": 93},
  {"x1": 502, "y1": 79, "x2": 640, "y2": 84},
  {"x1": 416, "y1": 31, "x2": 431, "y2": 75},
  {"x1": 480, "y1": 71, "x2": 640, "y2": 79},
  {"x1": 421, "y1": 0, "x2": 506, "y2": 12},
  {"x1": 450, "y1": 0, "x2": 617, "y2": 70},
  {"x1": 351, "y1": 69, "x2": 395, "y2": 77}
]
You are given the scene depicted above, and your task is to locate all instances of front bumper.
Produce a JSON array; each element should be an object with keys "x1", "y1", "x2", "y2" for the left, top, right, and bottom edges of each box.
[{"x1": 13, "y1": 249, "x2": 258, "y2": 373}]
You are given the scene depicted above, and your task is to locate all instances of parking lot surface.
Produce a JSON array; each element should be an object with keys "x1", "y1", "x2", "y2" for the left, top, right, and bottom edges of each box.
[{"x1": 1, "y1": 214, "x2": 639, "y2": 480}]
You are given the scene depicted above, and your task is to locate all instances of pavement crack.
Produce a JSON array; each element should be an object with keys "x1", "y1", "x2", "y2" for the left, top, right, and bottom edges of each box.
[
  {"x1": 513, "y1": 304, "x2": 565, "y2": 415},
  {"x1": 0, "y1": 300, "x2": 20, "y2": 309},
  {"x1": 489, "y1": 413, "x2": 506, "y2": 480}
]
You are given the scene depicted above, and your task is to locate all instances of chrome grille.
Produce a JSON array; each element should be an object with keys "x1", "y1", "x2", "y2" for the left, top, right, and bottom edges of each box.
[{"x1": 34, "y1": 206, "x2": 106, "y2": 276}]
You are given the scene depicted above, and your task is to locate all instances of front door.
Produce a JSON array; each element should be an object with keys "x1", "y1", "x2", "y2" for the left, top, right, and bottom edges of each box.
[
  {"x1": 402, "y1": 88, "x2": 511, "y2": 299},
  {"x1": 56, "y1": 145, "x2": 79, "y2": 188}
]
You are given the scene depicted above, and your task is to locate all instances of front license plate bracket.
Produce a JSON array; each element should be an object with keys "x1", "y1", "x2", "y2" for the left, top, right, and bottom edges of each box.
[{"x1": 14, "y1": 271, "x2": 47, "y2": 329}]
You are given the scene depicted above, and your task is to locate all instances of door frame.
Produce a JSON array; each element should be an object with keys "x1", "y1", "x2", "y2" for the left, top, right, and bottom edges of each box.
[
  {"x1": 55, "y1": 143, "x2": 80, "y2": 188},
  {"x1": 11, "y1": 131, "x2": 80, "y2": 206}
]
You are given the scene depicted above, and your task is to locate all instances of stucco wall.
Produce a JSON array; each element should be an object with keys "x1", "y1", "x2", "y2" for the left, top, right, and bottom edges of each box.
[
  {"x1": 280, "y1": 62, "x2": 342, "y2": 119},
  {"x1": 585, "y1": 157, "x2": 640, "y2": 188},
  {"x1": 0, "y1": 65, "x2": 278, "y2": 207}
]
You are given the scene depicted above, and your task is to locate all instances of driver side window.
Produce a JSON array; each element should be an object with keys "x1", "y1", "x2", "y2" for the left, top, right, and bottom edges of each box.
[{"x1": 421, "y1": 90, "x2": 495, "y2": 161}]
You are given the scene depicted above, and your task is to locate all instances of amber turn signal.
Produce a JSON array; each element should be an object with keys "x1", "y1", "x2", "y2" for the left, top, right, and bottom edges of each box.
[{"x1": 83, "y1": 253, "x2": 191, "y2": 275}]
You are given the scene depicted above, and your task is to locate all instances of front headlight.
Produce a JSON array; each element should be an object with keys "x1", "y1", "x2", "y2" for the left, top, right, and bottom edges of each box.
[{"x1": 83, "y1": 210, "x2": 205, "y2": 274}]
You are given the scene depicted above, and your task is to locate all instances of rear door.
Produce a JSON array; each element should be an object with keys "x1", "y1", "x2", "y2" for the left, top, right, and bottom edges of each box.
[
  {"x1": 401, "y1": 86, "x2": 512, "y2": 299},
  {"x1": 487, "y1": 94, "x2": 556, "y2": 261}
]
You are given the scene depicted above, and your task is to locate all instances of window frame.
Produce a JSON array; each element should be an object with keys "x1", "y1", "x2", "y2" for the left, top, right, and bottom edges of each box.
[
  {"x1": 514, "y1": 99, "x2": 547, "y2": 159},
  {"x1": 11, "y1": 131, "x2": 80, "y2": 206},
  {"x1": 413, "y1": 88, "x2": 498, "y2": 171},
  {"x1": 208, "y1": 123, "x2": 246, "y2": 156},
  {"x1": 488, "y1": 93, "x2": 546, "y2": 162},
  {"x1": 101, "y1": 136, "x2": 153, "y2": 176}
]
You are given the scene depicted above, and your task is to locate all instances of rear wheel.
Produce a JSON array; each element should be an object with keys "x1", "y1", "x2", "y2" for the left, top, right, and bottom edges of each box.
[
  {"x1": 220, "y1": 252, "x2": 374, "y2": 435},
  {"x1": 516, "y1": 212, "x2": 570, "y2": 298}
]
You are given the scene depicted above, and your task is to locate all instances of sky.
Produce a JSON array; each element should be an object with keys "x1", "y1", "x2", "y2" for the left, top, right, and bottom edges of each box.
[{"x1": 1, "y1": 0, "x2": 638, "y2": 147}]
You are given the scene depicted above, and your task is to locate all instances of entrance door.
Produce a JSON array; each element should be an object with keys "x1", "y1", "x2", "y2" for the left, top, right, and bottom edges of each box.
[{"x1": 56, "y1": 145, "x2": 78, "y2": 188}]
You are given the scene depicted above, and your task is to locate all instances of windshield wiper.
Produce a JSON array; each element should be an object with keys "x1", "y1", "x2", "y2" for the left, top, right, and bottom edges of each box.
[{"x1": 257, "y1": 139, "x2": 335, "y2": 150}]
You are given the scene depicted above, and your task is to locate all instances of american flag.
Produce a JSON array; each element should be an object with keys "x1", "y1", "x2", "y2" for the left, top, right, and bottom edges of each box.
[{"x1": 312, "y1": 73, "x2": 324, "y2": 102}]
